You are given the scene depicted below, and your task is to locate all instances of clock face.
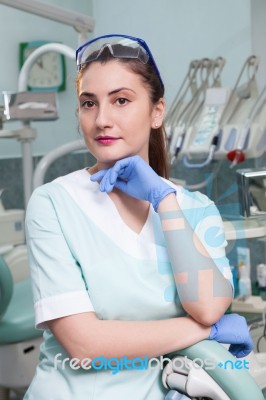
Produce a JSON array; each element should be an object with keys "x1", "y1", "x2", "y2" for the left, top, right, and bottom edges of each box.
[
  {"x1": 27, "y1": 51, "x2": 63, "y2": 89},
  {"x1": 20, "y1": 41, "x2": 66, "y2": 92}
]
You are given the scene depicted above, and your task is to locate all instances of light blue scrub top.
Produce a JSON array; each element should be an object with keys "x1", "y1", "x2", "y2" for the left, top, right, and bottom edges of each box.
[{"x1": 24, "y1": 169, "x2": 233, "y2": 400}]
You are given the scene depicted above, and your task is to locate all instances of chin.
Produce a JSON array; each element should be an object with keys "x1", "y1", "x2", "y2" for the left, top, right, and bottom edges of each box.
[
  {"x1": 94, "y1": 148, "x2": 147, "y2": 165},
  {"x1": 96, "y1": 152, "x2": 132, "y2": 164}
]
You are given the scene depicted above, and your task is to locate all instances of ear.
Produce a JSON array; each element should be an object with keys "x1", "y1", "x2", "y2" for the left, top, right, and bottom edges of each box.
[{"x1": 151, "y1": 98, "x2": 166, "y2": 129}]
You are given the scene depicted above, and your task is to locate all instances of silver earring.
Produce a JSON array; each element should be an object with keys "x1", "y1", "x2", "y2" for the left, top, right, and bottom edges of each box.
[{"x1": 155, "y1": 122, "x2": 159, "y2": 128}]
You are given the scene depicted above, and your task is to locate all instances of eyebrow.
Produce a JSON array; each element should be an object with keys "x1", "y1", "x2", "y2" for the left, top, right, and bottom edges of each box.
[{"x1": 79, "y1": 87, "x2": 136, "y2": 98}]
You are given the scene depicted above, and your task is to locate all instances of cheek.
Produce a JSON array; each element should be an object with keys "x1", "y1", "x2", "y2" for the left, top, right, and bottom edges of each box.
[
  {"x1": 79, "y1": 112, "x2": 93, "y2": 134},
  {"x1": 126, "y1": 103, "x2": 153, "y2": 128},
  {"x1": 133, "y1": 110, "x2": 153, "y2": 134}
]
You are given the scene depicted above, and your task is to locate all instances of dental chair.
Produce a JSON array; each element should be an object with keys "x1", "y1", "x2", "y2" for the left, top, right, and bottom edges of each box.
[
  {"x1": 163, "y1": 339, "x2": 265, "y2": 399},
  {"x1": 0, "y1": 255, "x2": 42, "y2": 400},
  {"x1": 0, "y1": 251, "x2": 264, "y2": 400}
]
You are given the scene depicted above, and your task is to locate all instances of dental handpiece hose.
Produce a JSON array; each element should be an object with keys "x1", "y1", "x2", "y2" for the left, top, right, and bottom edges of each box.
[
  {"x1": 170, "y1": 124, "x2": 186, "y2": 165},
  {"x1": 182, "y1": 128, "x2": 221, "y2": 169}
]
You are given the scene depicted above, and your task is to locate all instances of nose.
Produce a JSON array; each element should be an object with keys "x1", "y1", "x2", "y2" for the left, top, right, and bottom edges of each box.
[{"x1": 95, "y1": 103, "x2": 113, "y2": 129}]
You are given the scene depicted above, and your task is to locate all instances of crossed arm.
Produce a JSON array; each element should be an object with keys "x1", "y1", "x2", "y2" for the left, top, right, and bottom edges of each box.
[
  {"x1": 47, "y1": 192, "x2": 231, "y2": 362},
  {"x1": 33, "y1": 156, "x2": 233, "y2": 361},
  {"x1": 158, "y1": 193, "x2": 233, "y2": 326}
]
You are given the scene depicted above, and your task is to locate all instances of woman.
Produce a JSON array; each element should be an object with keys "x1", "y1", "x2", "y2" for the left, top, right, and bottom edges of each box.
[{"x1": 24, "y1": 34, "x2": 253, "y2": 399}]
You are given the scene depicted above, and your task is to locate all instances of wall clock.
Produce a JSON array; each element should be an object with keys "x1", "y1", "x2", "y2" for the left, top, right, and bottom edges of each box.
[{"x1": 19, "y1": 40, "x2": 66, "y2": 92}]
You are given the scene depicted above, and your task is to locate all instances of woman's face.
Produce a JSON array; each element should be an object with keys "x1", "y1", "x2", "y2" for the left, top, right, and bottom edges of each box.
[{"x1": 78, "y1": 60, "x2": 164, "y2": 170}]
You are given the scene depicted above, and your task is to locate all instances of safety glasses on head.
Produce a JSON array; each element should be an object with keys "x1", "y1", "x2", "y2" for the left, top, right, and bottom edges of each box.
[{"x1": 76, "y1": 34, "x2": 164, "y2": 88}]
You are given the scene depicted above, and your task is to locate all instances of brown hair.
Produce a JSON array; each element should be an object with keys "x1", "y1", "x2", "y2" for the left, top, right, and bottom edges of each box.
[{"x1": 76, "y1": 46, "x2": 170, "y2": 178}]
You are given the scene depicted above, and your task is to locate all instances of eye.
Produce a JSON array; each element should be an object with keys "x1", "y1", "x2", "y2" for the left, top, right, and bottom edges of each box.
[
  {"x1": 81, "y1": 100, "x2": 95, "y2": 108},
  {"x1": 116, "y1": 97, "x2": 129, "y2": 106}
]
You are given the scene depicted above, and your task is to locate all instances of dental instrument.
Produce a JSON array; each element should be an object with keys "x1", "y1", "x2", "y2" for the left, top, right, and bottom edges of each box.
[
  {"x1": 168, "y1": 54, "x2": 266, "y2": 170},
  {"x1": 168, "y1": 57, "x2": 227, "y2": 167},
  {"x1": 215, "y1": 55, "x2": 261, "y2": 161},
  {"x1": 227, "y1": 83, "x2": 266, "y2": 168},
  {"x1": 165, "y1": 59, "x2": 200, "y2": 143},
  {"x1": 182, "y1": 85, "x2": 231, "y2": 168},
  {"x1": 224, "y1": 55, "x2": 259, "y2": 127},
  {"x1": 181, "y1": 56, "x2": 259, "y2": 168},
  {"x1": 168, "y1": 58, "x2": 214, "y2": 165}
]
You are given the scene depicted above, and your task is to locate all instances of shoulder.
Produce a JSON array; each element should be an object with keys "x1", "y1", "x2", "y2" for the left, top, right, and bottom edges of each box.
[
  {"x1": 26, "y1": 169, "x2": 92, "y2": 214},
  {"x1": 162, "y1": 177, "x2": 213, "y2": 209},
  {"x1": 31, "y1": 169, "x2": 91, "y2": 197}
]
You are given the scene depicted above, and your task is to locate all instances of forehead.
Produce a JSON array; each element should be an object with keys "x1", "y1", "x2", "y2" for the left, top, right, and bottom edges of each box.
[{"x1": 79, "y1": 60, "x2": 144, "y2": 93}]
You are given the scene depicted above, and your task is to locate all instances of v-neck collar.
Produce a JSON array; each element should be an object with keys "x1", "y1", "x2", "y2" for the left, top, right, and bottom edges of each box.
[
  {"x1": 106, "y1": 193, "x2": 152, "y2": 238},
  {"x1": 84, "y1": 168, "x2": 152, "y2": 238}
]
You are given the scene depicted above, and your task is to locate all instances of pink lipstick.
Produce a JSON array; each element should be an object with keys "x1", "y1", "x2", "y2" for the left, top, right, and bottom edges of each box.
[{"x1": 96, "y1": 136, "x2": 119, "y2": 145}]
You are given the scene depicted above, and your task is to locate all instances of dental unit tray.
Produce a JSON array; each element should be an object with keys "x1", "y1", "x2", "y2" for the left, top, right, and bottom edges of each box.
[
  {"x1": 231, "y1": 295, "x2": 266, "y2": 313},
  {"x1": 167, "y1": 55, "x2": 266, "y2": 166},
  {"x1": 182, "y1": 56, "x2": 261, "y2": 163},
  {"x1": 2, "y1": 91, "x2": 58, "y2": 121}
]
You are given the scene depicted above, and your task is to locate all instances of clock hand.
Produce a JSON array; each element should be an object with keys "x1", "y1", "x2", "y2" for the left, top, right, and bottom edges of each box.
[
  {"x1": 36, "y1": 58, "x2": 44, "y2": 69},
  {"x1": 41, "y1": 65, "x2": 56, "y2": 75}
]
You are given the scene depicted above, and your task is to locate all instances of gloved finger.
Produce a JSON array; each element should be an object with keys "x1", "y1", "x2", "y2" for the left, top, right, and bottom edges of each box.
[
  {"x1": 90, "y1": 169, "x2": 115, "y2": 192},
  {"x1": 110, "y1": 157, "x2": 137, "y2": 181},
  {"x1": 229, "y1": 341, "x2": 253, "y2": 358},
  {"x1": 98, "y1": 169, "x2": 116, "y2": 192},
  {"x1": 114, "y1": 179, "x2": 128, "y2": 193},
  {"x1": 109, "y1": 161, "x2": 128, "y2": 185},
  {"x1": 229, "y1": 343, "x2": 243, "y2": 357},
  {"x1": 90, "y1": 168, "x2": 110, "y2": 182}
]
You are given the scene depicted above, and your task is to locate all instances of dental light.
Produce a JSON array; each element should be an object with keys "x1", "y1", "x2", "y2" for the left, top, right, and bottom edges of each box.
[{"x1": 0, "y1": 0, "x2": 95, "y2": 33}]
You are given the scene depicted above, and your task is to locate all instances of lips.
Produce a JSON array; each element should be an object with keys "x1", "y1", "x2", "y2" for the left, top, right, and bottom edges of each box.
[{"x1": 95, "y1": 136, "x2": 119, "y2": 145}]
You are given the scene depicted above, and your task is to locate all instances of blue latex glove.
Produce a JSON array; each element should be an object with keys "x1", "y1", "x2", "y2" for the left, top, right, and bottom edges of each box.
[
  {"x1": 90, "y1": 156, "x2": 176, "y2": 212},
  {"x1": 209, "y1": 313, "x2": 254, "y2": 358}
]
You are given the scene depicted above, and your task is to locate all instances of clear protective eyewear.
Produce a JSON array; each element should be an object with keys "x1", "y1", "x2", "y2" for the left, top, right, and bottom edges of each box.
[{"x1": 76, "y1": 34, "x2": 164, "y2": 88}]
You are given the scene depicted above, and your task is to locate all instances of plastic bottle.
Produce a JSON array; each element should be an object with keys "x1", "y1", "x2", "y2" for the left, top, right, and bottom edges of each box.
[
  {"x1": 257, "y1": 264, "x2": 266, "y2": 290},
  {"x1": 230, "y1": 265, "x2": 239, "y2": 297},
  {"x1": 238, "y1": 262, "x2": 252, "y2": 299}
]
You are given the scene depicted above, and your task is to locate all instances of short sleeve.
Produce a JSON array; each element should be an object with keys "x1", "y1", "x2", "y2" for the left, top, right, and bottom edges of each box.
[{"x1": 25, "y1": 185, "x2": 95, "y2": 330}]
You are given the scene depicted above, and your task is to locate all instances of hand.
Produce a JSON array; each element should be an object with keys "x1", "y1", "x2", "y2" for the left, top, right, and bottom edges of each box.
[
  {"x1": 90, "y1": 155, "x2": 176, "y2": 212},
  {"x1": 208, "y1": 313, "x2": 254, "y2": 357}
]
